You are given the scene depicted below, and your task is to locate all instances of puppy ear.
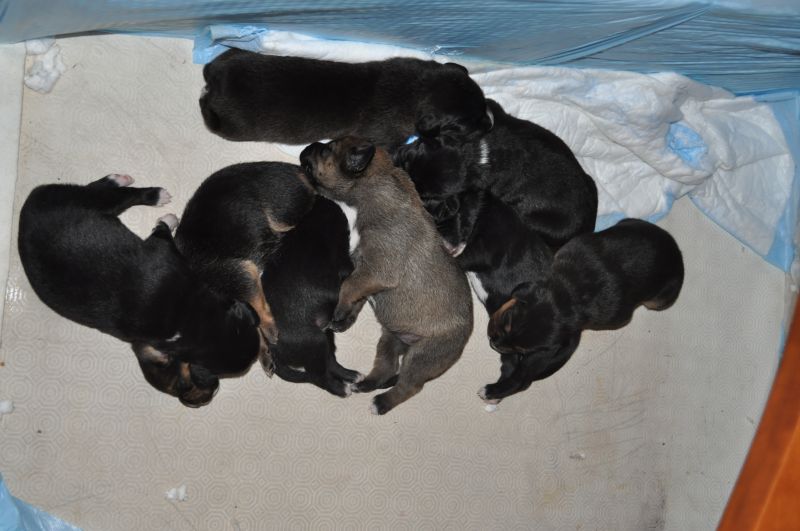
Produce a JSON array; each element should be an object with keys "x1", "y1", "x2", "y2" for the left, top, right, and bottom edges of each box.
[
  {"x1": 415, "y1": 113, "x2": 441, "y2": 138},
  {"x1": 444, "y1": 62, "x2": 469, "y2": 75},
  {"x1": 344, "y1": 142, "x2": 376, "y2": 174},
  {"x1": 229, "y1": 300, "x2": 260, "y2": 328}
]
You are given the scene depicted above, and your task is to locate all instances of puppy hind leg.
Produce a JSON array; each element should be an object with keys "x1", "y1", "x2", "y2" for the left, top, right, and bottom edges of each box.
[
  {"x1": 324, "y1": 334, "x2": 363, "y2": 383},
  {"x1": 352, "y1": 329, "x2": 407, "y2": 393},
  {"x1": 370, "y1": 337, "x2": 463, "y2": 415},
  {"x1": 87, "y1": 174, "x2": 134, "y2": 188},
  {"x1": 86, "y1": 186, "x2": 171, "y2": 216}
]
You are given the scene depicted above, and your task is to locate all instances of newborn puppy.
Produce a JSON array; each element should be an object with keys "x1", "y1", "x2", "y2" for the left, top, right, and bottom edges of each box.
[
  {"x1": 300, "y1": 136, "x2": 474, "y2": 414},
  {"x1": 260, "y1": 197, "x2": 362, "y2": 397},
  {"x1": 394, "y1": 98, "x2": 598, "y2": 250},
  {"x1": 200, "y1": 48, "x2": 492, "y2": 151},
  {"x1": 174, "y1": 162, "x2": 316, "y2": 375},
  {"x1": 481, "y1": 218, "x2": 684, "y2": 404},
  {"x1": 18, "y1": 174, "x2": 261, "y2": 407}
]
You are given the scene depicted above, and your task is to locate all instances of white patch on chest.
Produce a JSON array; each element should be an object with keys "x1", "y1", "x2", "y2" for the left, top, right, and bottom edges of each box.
[
  {"x1": 334, "y1": 200, "x2": 360, "y2": 254},
  {"x1": 467, "y1": 272, "x2": 489, "y2": 305},
  {"x1": 479, "y1": 139, "x2": 490, "y2": 166},
  {"x1": 165, "y1": 331, "x2": 181, "y2": 343}
]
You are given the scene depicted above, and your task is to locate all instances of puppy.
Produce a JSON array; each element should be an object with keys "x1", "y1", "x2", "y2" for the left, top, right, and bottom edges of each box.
[
  {"x1": 200, "y1": 48, "x2": 492, "y2": 151},
  {"x1": 300, "y1": 136, "x2": 474, "y2": 414},
  {"x1": 481, "y1": 217, "x2": 684, "y2": 404},
  {"x1": 174, "y1": 161, "x2": 315, "y2": 374},
  {"x1": 394, "y1": 98, "x2": 598, "y2": 250},
  {"x1": 260, "y1": 197, "x2": 362, "y2": 397},
  {"x1": 18, "y1": 174, "x2": 261, "y2": 407}
]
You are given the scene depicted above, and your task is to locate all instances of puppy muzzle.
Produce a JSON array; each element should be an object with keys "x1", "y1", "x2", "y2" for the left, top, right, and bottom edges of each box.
[{"x1": 299, "y1": 142, "x2": 324, "y2": 181}]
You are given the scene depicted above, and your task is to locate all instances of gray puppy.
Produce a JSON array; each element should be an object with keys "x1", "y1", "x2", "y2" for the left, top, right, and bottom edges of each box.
[{"x1": 300, "y1": 136, "x2": 474, "y2": 415}]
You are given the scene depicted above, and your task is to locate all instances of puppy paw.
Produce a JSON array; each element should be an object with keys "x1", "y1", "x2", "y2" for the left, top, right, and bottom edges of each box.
[
  {"x1": 260, "y1": 321, "x2": 279, "y2": 345},
  {"x1": 370, "y1": 395, "x2": 392, "y2": 415},
  {"x1": 109, "y1": 174, "x2": 134, "y2": 187},
  {"x1": 259, "y1": 347, "x2": 275, "y2": 378},
  {"x1": 442, "y1": 239, "x2": 467, "y2": 257},
  {"x1": 156, "y1": 188, "x2": 172, "y2": 206},
  {"x1": 478, "y1": 386, "x2": 502, "y2": 405},
  {"x1": 158, "y1": 213, "x2": 179, "y2": 232},
  {"x1": 327, "y1": 304, "x2": 359, "y2": 333}
]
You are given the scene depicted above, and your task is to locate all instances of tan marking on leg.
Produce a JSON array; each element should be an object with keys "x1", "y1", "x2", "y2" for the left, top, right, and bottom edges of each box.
[
  {"x1": 265, "y1": 212, "x2": 294, "y2": 233},
  {"x1": 241, "y1": 260, "x2": 277, "y2": 377},
  {"x1": 488, "y1": 297, "x2": 517, "y2": 336}
]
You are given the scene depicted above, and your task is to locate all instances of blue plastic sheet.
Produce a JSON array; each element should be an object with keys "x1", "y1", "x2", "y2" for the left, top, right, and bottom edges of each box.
[
  {"x1": 0, "y1": 1, "x2": 798, "y2": 94},
  {"x1": 0, "y1": 474, "x2": 82, "y2": 531}
]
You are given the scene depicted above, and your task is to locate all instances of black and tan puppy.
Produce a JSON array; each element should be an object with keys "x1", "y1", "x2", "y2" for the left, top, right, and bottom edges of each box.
[
  {"x1": 394, "y1": 98, "x2": 598, "y2": 250},
  {"x1": 480, "y1": 218, "x2": 684, "y2": 405},
  {"x1": 18, "y1": 174, "x2": 261, "y2": 407},
  {"x1": 200, "y1": 48, "x2": 492, "y2": 151},
  {"x1": 174, "y1": 162, "x2": 316, "y2": 375},
  {"x1": 300, "y1": 136, "x2": 474, "y2": 414},
  {"x1": 260, "y1": 197, "x2": 361, "y2": 397}
]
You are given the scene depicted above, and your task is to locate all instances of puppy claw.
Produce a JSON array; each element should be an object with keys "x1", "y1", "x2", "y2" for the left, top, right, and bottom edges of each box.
[
  {"x1": 156, "y1": 188, "x2": 172, "y2": 206},
  {"x1": 109, "y1": 174, "x2": 134, "y2": 187},
  {"x1": 158, "y1": 213, "x2": 179, "y2": 231}
]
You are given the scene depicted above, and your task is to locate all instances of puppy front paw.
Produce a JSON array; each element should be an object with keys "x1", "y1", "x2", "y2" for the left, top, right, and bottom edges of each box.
[
  {"x1": 156, "y1": 188, "x2": 172, "y2": 206},
  {"x1": 370, "y1": 394, "x2": 392, "y2": 415},
  {"x1": 327, "y1": 303, "x2": 360, "y2": 333},
  {"x1": 478, "y1": 385, "x2": 502, "y2": 405},
  {"x1": 109, "y1": 174, "x2": 134, "y2": 187},
  {"x1": 157, "y1": 213, "x2": 179, "y2": 232}
]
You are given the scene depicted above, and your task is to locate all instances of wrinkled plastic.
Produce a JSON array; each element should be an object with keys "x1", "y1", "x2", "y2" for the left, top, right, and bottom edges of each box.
[
  {"x1": 0, "y1": 1, "x2": 798, "y2": 94},
  {"x1": 0, "y1": 474, "x2": 82, "y2": 531}
]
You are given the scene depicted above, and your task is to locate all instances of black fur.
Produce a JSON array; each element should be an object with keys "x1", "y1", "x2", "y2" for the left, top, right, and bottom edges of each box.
[
  {"x1": 17, "y1": 175, "x2": 261, "y2": 407},
  {"x1": 394, "y1": 98, "x2": 598, "y2": 250},
  {"x1": 200, "y1": 49, "x2": 492, "y2": 151},
  {"x1": 174, "y1": 161, "x2": 316, "y2": 374},
  {"x1": 260, "y1": 197, "x2": 362, "y2": 397},
  {"x1": 480, "y1": 217, "x2": 684, "y2": 404}
]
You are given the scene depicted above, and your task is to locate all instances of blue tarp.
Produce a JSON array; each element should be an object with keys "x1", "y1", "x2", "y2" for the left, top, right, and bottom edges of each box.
[{"x1": 0, "y1": 1, "x2": 799, "y2": 94}]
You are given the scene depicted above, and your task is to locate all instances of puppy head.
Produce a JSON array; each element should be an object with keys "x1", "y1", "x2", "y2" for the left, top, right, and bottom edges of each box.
[
  {"x1": 417, "y1": 62, "x2": 492, "y2": 142},
  {"x1": 487, "y1": 285, "x2": 558, "y2": 355},
  {"x1": 154, "y1": 297, "x2": 261, "y2": 400},
  {"x1": 392, "y1": 138, "x2": 469, "y2": 199},
  {"x1": 300, "y1": 136, "x2": 388, "y2": 200},
  {"x1": 133, "y1": 343, "x2": 219, "y2": 408},
  {"x1": 186, "y1": 298, "x2": 262, "y2": 376}
]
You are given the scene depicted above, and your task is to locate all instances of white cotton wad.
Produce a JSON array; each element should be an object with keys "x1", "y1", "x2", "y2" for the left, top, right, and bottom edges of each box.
[
  {"x1": 165, "y1": 484, "x2": 187, "y2": 502},
  {"x1": 0, "y1": 400, "x2": 13, "y2": 415},
  {"x1": 24, "y1": 42, "x2": 67, "y2": 94}
]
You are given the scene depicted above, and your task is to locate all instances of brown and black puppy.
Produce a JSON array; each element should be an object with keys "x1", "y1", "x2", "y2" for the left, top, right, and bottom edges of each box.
[
  {"x1": 200, "y1": 48, "x2": 492, "y2": 151},
  {"x1": 394, "y1": 98, "x2": 598, "y2": 251},
  {"x1": 260, "y1": 197, "x2": 362, "y2": 397},
  {"x1": 299, "y1": 136, "x2": 474, "y2": 415},
  {"x1": 18, "y1": 174, "x2": 261, "y2": 407},
  {"x1": 174, "y1": 162, "x2": 315, "y2": 374},
  {"x1": 482, "y1": 218, "x2": 684, "y2": 405}
]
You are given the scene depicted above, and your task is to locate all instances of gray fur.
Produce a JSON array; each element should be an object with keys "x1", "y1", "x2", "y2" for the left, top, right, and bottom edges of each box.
[{"x1": 300, "y1": 137, "x2": 473, "y2": 414}]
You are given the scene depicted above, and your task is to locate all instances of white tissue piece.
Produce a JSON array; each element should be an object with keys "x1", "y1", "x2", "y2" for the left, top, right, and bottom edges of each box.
[
  {"x1": 0, "y1": 400, "x2": 14, "y2": 415},
  {"x1": 25, "y1": 38, "x2": 56, "y2": 55},
  {"x1": 24, "y1": 44, "x2": 67, "y2": 94},
  {"x1": 165, "y1": 485, "x2": 187, "y2": 502},
  {"x1": 484, "y1": 403, "x2": 498, "y2": 413}
]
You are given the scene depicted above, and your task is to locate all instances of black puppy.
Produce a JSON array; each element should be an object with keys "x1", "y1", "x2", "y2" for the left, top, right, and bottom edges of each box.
[
  {"x1": 174, "y1": 161, "x2": 316, "y2": 375},
  {"x1": 260, "y1": 197, "x2": 362, "y2": 396},
  {"x1": 480, "y1": 217, "x2": 684, "y2": 405},
  {"x1": 199, "y1": 48, "x2": 492, "y2": 151},
  {"x1": 18, "y1": 174, "x2": 261, "y2": 407},
  {"x1": 394, "y1": 98, "x2": 598, "y2": 250}
]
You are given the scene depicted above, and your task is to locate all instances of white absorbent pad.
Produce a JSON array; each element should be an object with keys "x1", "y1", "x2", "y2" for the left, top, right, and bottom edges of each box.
[{"x1": 198, "y1": 28, "x2": 796, "y2": 270}]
